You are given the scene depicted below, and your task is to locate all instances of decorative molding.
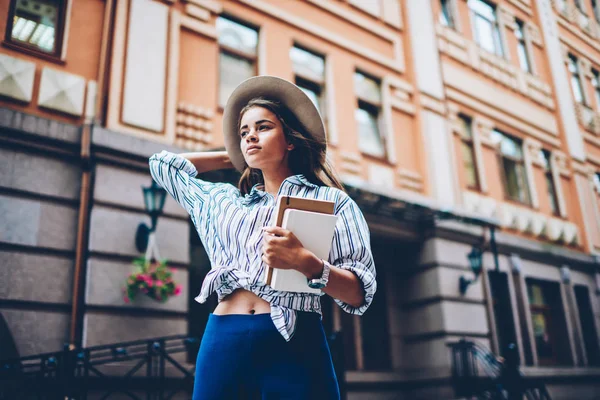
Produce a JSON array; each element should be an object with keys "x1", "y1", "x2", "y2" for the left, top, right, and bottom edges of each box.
[
  {"x1": 462, "y1": 191, "x2": 580, "y2": 245},
  {"x1": 180, "y1": 14, "x2": 217, "y2": 38},
  {"x1": 474, "y1": 116, "x2": 497, "y2": 148},
  {"x1": 175, "y1": 102, "x2": 214, "y2": 150},
  {"x1": 498, "y1": 5, "x2": 517, "y2": 30},
  {"x1": 38, "y1": 67, "x2": 86, "y2": 116},
  {"x1": 420, "y1": 94, "x2": 446, "y2": 115},
  {"x1": 238, "y1": 0, "x2": 405, "y2": 73},
  {"x1": 184, "y1": 0, "x2": 222, "y2": 14},
  {"x1": 397, "y1": 168, "x2": 424, "y2": 192},
  {"x1": 508, "y1": 0, "x2": 533, "y2": 15},
  {"x1": 551, "y1": 151, "x2": 571, "y2": 177},
  {"x1": 444, "y1": 87, "x2": 561, "y2": 148},
  {"x1": 0, "y1": 54, "x2": 35, "y2": 103},
  {"x1": 522, "y1": 137, "x2": 541, "y2": 209},
  {"x1": 339, "y1": 151, "x2": 363, "y2": 175},
  {"x1": 85, "y1": 81, "x2": 97, "y2": 121},
  {"x1": 185, "y1": 4, "x2": 211, "y2": 21},
  {"x1": 526, "y1": 23, "x2": 543, "y2": 46},
  {"x1": 524, "y1": 138, "x2": 544, "y2": 168},
  {"x1": 575, "y1": 103, "x2": 600, "y2": 135},
  {"x1": 437, "y1": 24, "x2": 554, "y2": 110},
  {"x1": 311, "y1": 0, "x2": 402, "y2": 31}
]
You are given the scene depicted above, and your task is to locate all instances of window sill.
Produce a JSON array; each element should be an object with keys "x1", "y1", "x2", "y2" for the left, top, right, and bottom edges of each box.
[
  {"x1": 360, "y1": 151, "x2": 394, "y2": 166},
  {"x1": 2, "y1": 41, "x2": 66, "y2": 65},
  {"x1": 503, "y1": 196, "x2": 534, "y2": 210}
]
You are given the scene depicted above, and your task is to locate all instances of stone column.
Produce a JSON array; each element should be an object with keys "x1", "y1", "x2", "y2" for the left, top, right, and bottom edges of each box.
[
  {"x1": 535, "y1": 0, "x2": 586, "y2": 161},
  {"x1": 406, "y1": 0, "x2": 458, "y2": 208}
]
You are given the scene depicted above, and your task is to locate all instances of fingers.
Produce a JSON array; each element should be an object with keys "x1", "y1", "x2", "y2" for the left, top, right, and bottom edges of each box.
[{"x1": 262, "y1": 226, "x2": 289, "y2": 237}]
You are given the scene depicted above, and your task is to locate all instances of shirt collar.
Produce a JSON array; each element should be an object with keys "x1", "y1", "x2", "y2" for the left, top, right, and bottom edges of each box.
[{"x1": 245, "y1": 174, "x2": 318, "y2": 204}]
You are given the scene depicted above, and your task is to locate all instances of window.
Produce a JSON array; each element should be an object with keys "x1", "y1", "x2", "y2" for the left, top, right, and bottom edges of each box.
[
  {"x1": 469, "y1": 0, "x2": 504, "y2": 57},
  {"x1": 593, "y1": 0, "x2": 600, "y2": 22},
  {"x1": 540, "y1": 150, "x2": 560, "y2": 216},
  {"x1": 458, "y1": 115, "x2": 480, "y2": 189},
  {"x1": 594, "y1": 172, "x2": 600, "y2": 193},
  {"x1": 568, "y1": 54, "x2": 586, "y2": 105},
  {"x1": 354, "y1": 71, "x2": 385, "y2": 158},
  {"x1": 290, "y1": 45, "x2": 326, "y2": 125},
  {"x1": 489, "y1": 271, "x2": 518, "y2": 357},
  {"x1": 574, "y1": 285, "x2": 600, "y2": 366},
  {"x1": 515, "y1": 19, "x2": 532, "y2": 73},
  {"x1": 527, "y1": 279, "x2": 572, "y2": 365},
  {"x1": 439, "y1": 0, "x2": 456, "y2": 28},
  {"x1": 217, "y1": 16, "x2": 258, "y2": 107},
  {"x1": 491, "y1": 130, "x2": 531, "y2": 204},
  {"x1": 5, "y1": 0, "x2": 67, "y2": 60},
  {"x1": 592, "y1": 69, "x2": 600, "y2": 110}
]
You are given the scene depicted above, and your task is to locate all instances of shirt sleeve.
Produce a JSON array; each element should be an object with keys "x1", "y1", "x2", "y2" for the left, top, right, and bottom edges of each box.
[
  {"x1": 148, "y1": 150, "x2": 217, "y2": 218},
  {"x1": 329, "y1": 196, "x2": 377, "y2": 315}
]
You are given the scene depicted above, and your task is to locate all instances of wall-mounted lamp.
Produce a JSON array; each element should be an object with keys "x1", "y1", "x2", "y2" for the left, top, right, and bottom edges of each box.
[
  {"x1": 135, "y1": 180, "x2": 166, "y2": 253},
  {"x1": 459, "y1": 245, "x2": 483, "y2": 295}
]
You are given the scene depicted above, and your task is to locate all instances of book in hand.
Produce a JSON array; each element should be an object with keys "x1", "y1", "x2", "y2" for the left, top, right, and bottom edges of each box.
[{"x1": 263, "y1": 196, "x2": 338, "y2": 294}]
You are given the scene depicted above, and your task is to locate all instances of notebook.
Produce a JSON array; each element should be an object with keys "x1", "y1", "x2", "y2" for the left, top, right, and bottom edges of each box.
[
  {"x1": 269, "y1": 208, "x2": 339, "y2": 293},
  {"x1": 262, "y1": 195, "x2": 337, "y2": 293}
]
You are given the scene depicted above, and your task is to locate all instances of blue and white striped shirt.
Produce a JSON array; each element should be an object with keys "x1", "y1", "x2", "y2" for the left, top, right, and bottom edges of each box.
[{"x1": 149, "y1": 151, "x2": 377, "y2": 341}]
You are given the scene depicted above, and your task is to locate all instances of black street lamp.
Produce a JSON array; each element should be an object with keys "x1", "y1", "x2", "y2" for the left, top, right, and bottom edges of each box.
[
  {"x1": 459, "y1": 245, "x2": 483, "y2": 295},
  {"x1": 135, "y1": 180, "x2": 166, "y2": 253}
]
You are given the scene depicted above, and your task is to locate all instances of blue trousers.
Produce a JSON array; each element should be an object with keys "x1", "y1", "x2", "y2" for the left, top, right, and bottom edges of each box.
[{"x1": 192, "y1": 312, "x2": 340, "y2": 400}]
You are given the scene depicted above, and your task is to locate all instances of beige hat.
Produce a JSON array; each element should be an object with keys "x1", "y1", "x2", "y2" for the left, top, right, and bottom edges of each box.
[{"x1": 222, "y1": 75, "x2": 326, "y2": 172}]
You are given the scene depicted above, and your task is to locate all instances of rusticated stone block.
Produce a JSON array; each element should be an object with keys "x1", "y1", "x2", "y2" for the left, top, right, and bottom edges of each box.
[
  {"x1": 0, "y1": 195, "x2": 77, "y2": 250},
  {"x1": 0, "y1": 309, "x2": 69, "y2": 357},
  {"x1": 94, "y1": 163, "x2": 187, "y2": 217},
  {"x1": 0, "y1": 148, "x2": 81, "y2": 200},
  {"x1": 0, "y1": 251, "x2": 74, "y2": 304},
  {"x1": 83, "y1": 312, "x2": 186, "y2": 347}
]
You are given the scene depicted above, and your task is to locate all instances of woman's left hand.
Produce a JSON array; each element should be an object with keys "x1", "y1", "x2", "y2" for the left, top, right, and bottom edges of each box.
[{"x1": 262, "y1": 226, "x2": 317, "y2": 277}]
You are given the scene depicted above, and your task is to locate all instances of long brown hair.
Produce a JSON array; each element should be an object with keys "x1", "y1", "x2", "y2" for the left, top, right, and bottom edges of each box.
[{"x1": 237, "y1": 98, "x2": 345, "y2": 195}]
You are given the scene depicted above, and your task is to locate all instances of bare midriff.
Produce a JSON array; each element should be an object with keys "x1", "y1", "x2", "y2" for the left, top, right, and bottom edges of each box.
[{"x1": 213, "y1": 288, "x2": 271, "y2": 315}]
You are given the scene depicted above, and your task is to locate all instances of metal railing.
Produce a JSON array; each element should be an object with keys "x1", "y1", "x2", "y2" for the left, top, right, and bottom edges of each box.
[
  {"x1": 448, "y1": 339, "x2": 552, "y2": 400},
  {"x1": 0, "y1": 334, "x2": 199, "y2": 400},
  {"x1": 0, "y1": 331, "x2": 346, "y2": 400}
]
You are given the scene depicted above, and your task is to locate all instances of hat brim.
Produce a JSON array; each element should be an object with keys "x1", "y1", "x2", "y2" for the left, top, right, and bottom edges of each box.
[{"x1": 222, "y1": 75, "x2": 326, "y2": 172}]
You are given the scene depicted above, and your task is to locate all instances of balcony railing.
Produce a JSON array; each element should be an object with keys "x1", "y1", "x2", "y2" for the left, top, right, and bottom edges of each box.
[
  {"x1": 0, "y1": 332, "x2": 346, "y2": 400},
  {"x1": 448, "y1": 339, "x2": 552, "y2": 400}
]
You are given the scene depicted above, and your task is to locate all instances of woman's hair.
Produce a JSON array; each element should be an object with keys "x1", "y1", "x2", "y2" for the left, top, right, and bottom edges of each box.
[{"x1": 237, "y1": 97, "x2": 345, "y2": 195}]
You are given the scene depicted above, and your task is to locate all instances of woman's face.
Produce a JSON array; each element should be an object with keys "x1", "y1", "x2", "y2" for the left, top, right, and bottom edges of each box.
[{"x1": 239, "y1": 106, "x2": 294, "y2": 171}]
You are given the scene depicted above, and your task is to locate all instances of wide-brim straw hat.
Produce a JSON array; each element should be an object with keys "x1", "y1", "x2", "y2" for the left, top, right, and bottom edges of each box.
[{"x1": 222, "y1": 75, "x2": 326, "y2": 172}]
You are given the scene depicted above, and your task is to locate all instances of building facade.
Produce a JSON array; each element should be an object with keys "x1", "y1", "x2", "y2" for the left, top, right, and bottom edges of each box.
[{"x1": 0, "y1": 0, "x2": 599, "y2": 398}]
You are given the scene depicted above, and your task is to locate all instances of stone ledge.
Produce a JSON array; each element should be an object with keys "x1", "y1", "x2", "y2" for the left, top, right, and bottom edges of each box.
[{"x1": 0, "y1": 107, "x2": 80, "y2": 144}]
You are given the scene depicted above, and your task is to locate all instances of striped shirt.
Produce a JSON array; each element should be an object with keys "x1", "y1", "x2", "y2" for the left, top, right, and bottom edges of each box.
[{"x1": 149, "y1": 150, "x2": 377, "y2": 341}]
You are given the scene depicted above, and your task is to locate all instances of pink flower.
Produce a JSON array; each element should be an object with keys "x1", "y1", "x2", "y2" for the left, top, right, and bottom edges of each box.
[
  {"x1": 123, "y1": 296, "x2": 130, "y2": 303},
  {"x1": 174, "y1": 285, "x2": 182, "y2": 296},
  {"x1": 136, "y1": 275, "x2": 145, "y2": 281},
  {"x1": 155, "y1": 280, "x2": 163, "y2": 287}
]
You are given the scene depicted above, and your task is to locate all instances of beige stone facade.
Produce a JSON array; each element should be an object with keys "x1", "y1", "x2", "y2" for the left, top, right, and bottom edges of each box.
[{"x1": 1, "y1": 0, "x2": 600, "y2": 398}]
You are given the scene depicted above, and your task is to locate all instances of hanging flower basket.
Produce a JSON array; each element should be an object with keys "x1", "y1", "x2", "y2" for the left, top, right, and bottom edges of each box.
[{"x1": 123, "y1": 257, "x2": 182, "y2": 303}]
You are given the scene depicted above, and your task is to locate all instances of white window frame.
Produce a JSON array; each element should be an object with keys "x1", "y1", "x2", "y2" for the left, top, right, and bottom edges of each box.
[{"x1": 468, "y1": 0, "x2": 505, "y2": 58}]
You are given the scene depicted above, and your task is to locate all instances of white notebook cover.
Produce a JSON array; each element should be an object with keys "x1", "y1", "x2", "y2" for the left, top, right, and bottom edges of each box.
[{"x1": 269, "y1": 209, "x2": 339, "y2": 294}]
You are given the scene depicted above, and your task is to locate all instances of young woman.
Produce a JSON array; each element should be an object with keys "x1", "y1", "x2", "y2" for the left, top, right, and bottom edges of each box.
[{"x1": 149, "y1": 76, "x2": 376, "y2": 399}]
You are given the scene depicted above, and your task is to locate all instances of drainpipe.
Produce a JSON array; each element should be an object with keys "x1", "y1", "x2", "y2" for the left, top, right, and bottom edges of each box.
[
  {"x1": 69, "y1": 122, "x2": 93, "y2": 347},
  {"x1": 68, "y1": 0, "x2": 115, "y2": 346}
]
